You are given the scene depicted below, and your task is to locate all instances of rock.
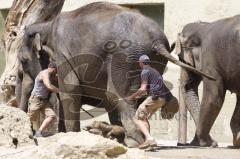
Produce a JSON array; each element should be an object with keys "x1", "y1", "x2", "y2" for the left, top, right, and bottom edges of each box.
[
  {"x1": 0, "y1": 104, "x2": 34, "y2": 147},
  {"x1": 121, "y1": 148, "x2": 150, "y2": 159},
  {"x1": 0, "y1": 132, "x2": 150, "y2": 159},
  {"x1": 0, "y1": 106, "x2": 149, "y2": 159},
  {"x1": 55, "y1": 132, "x2": 127, "y2": 158}
]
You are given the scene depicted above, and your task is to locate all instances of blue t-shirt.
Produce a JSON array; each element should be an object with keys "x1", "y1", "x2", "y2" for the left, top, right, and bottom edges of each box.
[{"x1": 141, "y1": 66, "x2": 171, "y2": 98}]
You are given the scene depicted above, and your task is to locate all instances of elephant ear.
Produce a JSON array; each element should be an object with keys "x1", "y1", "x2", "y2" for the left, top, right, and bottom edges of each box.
[
  {"x1": 184, "y1": 34, "x2": 201, "y2": 67},
  {"x1": 175, "y1": 33, "x2": 182, "y2": 55},
  {"x1": 184, "y1": 50, "x2": 195, "y2": 66}
]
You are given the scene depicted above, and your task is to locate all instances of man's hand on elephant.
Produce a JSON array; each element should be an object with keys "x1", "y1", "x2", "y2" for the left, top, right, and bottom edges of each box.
[{"x1": 125, "y1": 96, "x2": 136, "y2": 105}]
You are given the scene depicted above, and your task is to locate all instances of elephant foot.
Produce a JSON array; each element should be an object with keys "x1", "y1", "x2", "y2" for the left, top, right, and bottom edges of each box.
[
  {"x1": 64, "y1": 120, "x2": 80, "y2": 132},
  {"x1": 233, "y1": 132, "x2": 240, "y2": 147},
  {"x1": 190, "y1": 134, "x2": 218, "y2": 147}
]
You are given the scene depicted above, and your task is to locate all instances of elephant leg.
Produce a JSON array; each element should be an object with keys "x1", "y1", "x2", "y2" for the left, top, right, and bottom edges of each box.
[
  {"x1": 180, "y1": 69, "x2": 215, "y2": 145},
  {"x1": 20, "y1": 73, "x2": 34, "y2": 112},
  {"x1": 180, "y1": 68, "x2": 201, "y2": 124},
  {"x1": 56, "y1": 93, "x2": 66, "y2": 132},
  {"x1": 106, "y1": 95, "x2": 144, "y2": 147},
  {"x1": 192, "y1": 78, "x2": 226, "y2": 147},
  {"x1": 107, "y1": 108, "x2": 124, "y2": 143},
  {"x1": 105, "y1": 91, "x2": 144, "y2": 147},
  {"x1": 60, "y1": 93, "x2": 81, "y2": 132},
  {"x1": 230, "y1": 95, "x2": 240, "y2": 147},
  {"x1": 119, "y1": 101, "x2": 144, "y2": 148},
  {"x1": 57, "y1": 63, "x2": 82, "y2": 132},
  {"x1": 108, "y1": 108, "x2": 122, "y2": 126}
]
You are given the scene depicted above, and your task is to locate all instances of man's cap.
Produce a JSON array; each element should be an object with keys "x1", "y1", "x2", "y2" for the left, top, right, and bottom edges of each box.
[
  {"x1": 139, "y1": 55, "x2": 150, "y2": 62},
  {"x1": 48, "y1": 62, "x2": 57, "y2": 69}
]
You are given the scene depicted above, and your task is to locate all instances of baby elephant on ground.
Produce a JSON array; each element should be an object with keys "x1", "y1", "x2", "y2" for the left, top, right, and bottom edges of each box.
[{"x1": 84, "y1": 121, "x2": 125, "y2": 142}]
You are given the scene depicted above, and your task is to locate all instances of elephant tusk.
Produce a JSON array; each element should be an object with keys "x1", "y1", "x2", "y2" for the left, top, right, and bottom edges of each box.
[{"x1": 34, "y1": 33, "x2": 41, "y2": 51}]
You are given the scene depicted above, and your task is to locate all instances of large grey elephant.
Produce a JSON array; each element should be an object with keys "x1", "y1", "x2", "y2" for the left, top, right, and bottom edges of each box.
[
  {"x1": 17, "y1": 2, "x2": 212, "y2": 147},
  {"x1": 176, "y1": 15, "x2": 240, "y2": 147}
]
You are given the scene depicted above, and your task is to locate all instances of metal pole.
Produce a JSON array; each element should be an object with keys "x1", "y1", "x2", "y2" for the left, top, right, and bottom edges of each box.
[{"x1": 178, "y1": 79, "x2": 187, "y2": 145}]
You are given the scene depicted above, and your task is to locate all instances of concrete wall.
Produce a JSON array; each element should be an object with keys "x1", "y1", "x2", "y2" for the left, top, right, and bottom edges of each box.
[
  {"x1": 122, "y1": 4, "x2": 164, "y2": 30},
  {"x1": 0, "y1": 0, "x2": 239, "y2": 143},
  {"x1": 1, "y1": 0, "x2": 240, "y2": 41}
]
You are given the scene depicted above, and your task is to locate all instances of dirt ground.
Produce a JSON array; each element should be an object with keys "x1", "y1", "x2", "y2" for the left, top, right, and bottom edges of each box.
[
  {"x1": 1, "y1": 145, "x2": 239, "y2": 159},
  {"x1": 1, "y1": 135, "x2": 239, "y2": 159},
  {"x1": 144, "y1": 140, "x2": 240, "y2": 159},
  {"x1": 147, "y1": 146, "x2": 240, "y2": 159}
]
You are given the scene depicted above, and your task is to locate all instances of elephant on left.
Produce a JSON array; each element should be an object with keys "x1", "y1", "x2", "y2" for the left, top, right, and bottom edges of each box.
[{"x1": 0, "y1": 0, "x2": 65, "y2": 106}]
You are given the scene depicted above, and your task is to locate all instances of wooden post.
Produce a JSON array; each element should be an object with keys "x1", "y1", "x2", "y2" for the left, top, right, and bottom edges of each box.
[{"x1": 178, "y1": 79, "x2": 187, "y2": 145}]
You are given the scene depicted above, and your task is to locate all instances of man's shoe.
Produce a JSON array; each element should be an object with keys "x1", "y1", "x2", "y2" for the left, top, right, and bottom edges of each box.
[
  {"x1": 34, "y1": 131, "x2": 43, "y2": 138},
  {"x1": 139, "y1": 139, "x2": 157, "y2": 149}
]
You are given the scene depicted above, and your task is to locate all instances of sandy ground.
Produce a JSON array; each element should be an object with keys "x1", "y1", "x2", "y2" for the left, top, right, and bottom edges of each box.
[
  {"x1": 1, "y1": 145, "x2": 239, "y2": 159},
  {"x1": 0, "y1": 136, "x2": 239, "y2": 159},
  {"x1": 147, "y1": 147, "x2": 240, "y2": 159},
  {"x1": 146, "y1": 140, "x2": 240, "y2": 159}
]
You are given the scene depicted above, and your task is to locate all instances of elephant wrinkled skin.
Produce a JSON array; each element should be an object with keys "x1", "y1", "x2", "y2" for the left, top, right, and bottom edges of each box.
[
  {"x1": 177, "y1": 15, "x2": 240, "y2": 147},
  {"x1": 17, "y1": 2, "x2": 210, "y2": 147}
]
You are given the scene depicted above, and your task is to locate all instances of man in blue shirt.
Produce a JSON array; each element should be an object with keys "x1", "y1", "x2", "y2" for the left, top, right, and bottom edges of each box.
[{"x1": 127, "y1": 55, "x2": 179, "y2": 149}]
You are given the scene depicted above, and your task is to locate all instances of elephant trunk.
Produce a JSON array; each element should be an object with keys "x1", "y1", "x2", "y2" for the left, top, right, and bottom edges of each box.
[
  {"x1": 19, "y1": 74, "x2": 34, "y2": 112},
  {"x1": 180, "y1": 69, "x2": 201, "y2": 125},
  {"x1": 151, "y1": 40, "x2": 215, "y2": 80}
]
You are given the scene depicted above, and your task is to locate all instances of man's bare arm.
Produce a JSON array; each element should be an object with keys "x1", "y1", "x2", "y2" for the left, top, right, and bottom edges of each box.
[
  {"x1": 128, "y1": 82, "x2": 148, "y2": 100},
  {"x1": 42, "y1": 73, "x2": 59, "y2": 93}
]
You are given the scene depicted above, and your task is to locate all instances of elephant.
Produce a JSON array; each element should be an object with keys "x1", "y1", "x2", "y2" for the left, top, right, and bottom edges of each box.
[
  {"x1": 17, "y1": 2, "x2": 212, "y2": 147},
  {"x1": 176, "y1": 15, "x2": 240, "y2": 147}
]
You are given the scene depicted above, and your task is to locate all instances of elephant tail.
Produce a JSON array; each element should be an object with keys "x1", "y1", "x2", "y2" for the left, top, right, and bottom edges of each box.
[{"x1": 152, "y1": 39, "x2": 216, "y2": 80}]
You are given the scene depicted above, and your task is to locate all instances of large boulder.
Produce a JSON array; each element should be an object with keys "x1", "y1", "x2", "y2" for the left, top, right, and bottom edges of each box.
[
  {"x1": 0, "y1": 105, "x2": 149, "y2": 159},
  {"x1": 43, "y1": 132, "x2": 127, "y2": 158},
  {"x1": 0, "y1": 104, "x2": 34, "y2": 147}
]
